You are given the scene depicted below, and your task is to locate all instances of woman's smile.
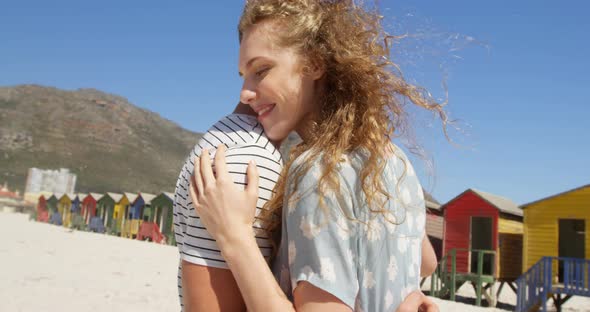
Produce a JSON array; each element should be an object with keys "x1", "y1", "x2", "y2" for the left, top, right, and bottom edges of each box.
[{"x1": 254, "y1": 103, "x2": 276, "y2": 122}]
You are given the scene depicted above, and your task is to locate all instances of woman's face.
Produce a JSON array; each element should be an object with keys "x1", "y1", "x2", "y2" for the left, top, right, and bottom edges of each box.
[{"x1": 238, "y1": 21, "x2": 323, "y2": 143}]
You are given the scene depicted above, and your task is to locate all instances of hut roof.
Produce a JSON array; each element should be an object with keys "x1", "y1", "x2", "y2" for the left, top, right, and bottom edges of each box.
[
  {"x1": 58, "y1": 193, "x2": 76, "y2": 201},
  {"x1": 425, "y1": 200, "x2": 441, "y2": 210},
  {"x1": 471, "y1": 189, "x2": 522, "y2": 216},
  {"x1": 442, "y1": 188, "x2": 522, "y2": 217},
  {"x1": 105, "y1": 192, "x2": 123, "y2": 202},
  {"x1": 423, "y1": 189, "x2": 441, "y2": 210},
  {"x1": 89, "y1": 193, "x2": 103, "y2": 200},
  {"x1": 164, "y1": 192, "x2": 174, "y2": 200},
  {"x1": 124, "y1": 192, "x2": 138, "y2": 203},
  {"x1": 520, "y1": 184, "x2": 590, "y2": 209},
  {"x1": 139, "y1": 192, "x2": 157, "y2": 204}
]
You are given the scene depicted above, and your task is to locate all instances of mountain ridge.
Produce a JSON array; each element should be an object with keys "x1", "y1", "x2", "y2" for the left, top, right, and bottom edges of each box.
[{"x1": 0, "y1": 84, "x2": 202, "y2": 194}]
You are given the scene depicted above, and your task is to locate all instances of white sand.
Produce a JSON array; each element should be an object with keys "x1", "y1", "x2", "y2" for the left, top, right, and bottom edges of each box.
[
  {"x1": 2, "y1": 212, "x2": 589, "y2": 312},
  {"x1": 0, "y1": 212, "x2": 179, "y2": 312}
]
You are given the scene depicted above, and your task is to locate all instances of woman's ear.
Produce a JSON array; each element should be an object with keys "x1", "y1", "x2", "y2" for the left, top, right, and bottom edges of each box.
[
  {"x1": 304, "y1": 56, "x2": 326, "y2": 80},
  {"x1": 309, "y1": 61, "x2": 326, "y2": 80}
]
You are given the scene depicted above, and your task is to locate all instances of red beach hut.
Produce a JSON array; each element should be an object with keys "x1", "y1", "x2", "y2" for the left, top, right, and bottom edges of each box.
[
  {"x1": 81, "y1": 193, "x2": 102, "y2": 224},
  {"x1": 441, "y1": 189, "x2": 523, "y2": 282},
  {"x1": 36, "y1": 194, "x2": 49, "y2": 222}
]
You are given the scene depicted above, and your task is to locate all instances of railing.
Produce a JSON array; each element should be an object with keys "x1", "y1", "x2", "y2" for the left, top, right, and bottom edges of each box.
[
  {"x1": 430, "y1": 248, "x2": 455, "y2": 299},
  {"x1": 431, "y1": 248, "x2": 497, "y2": 303},
  {"x1": 516, "y1": 257, "x2": 590, "y2": 312},
  {"x1": 515, "y1": 257, "x2": 551, "y2": 312},
  {"x1": 557, "y1": 257, "x2": 590, "y2": 296}
]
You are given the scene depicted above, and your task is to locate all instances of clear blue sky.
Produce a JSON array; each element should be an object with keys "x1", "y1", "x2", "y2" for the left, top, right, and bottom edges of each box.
[{"x1": 1, "y1": 0, "x2": 588, "y2": 205}]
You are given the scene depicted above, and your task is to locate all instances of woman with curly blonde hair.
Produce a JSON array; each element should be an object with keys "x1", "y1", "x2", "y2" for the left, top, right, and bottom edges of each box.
[{"x1": 189, "y1": 0, "x2": 446, "y2": 311}]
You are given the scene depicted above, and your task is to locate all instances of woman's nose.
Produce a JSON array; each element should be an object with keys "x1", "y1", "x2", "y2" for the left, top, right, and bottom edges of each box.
[{"x1": 240, "y1": 83, "x2": 257, "y2": 105}]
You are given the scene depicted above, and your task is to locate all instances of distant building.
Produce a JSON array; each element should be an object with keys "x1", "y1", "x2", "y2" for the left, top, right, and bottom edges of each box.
[
  {"x1": 0, "y1": 182, "x2": 20, "y2": 199},
  {"x1": 24, "y1": 168, "x2": 77, "y2": 203}
]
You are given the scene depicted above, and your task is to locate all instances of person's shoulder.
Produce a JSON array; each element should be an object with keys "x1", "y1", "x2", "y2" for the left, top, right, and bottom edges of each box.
[
  {"x1": 225, "y1": 141, "x2": 283, "y2": 165},
  {"x1": 209, "y1": 113, "x2": 262, "y2": 132},
  {"x1": 215, "y1": 113, "x2": 259, "y2": 130},
  {"x1": 204, "y1": 113, "x2": 265, "y2": 144}
]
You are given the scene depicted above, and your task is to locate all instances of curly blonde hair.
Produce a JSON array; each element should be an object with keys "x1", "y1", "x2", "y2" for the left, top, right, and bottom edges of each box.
[{"x1": 239, "y1": 0, "x2": 448, "y2": 237}]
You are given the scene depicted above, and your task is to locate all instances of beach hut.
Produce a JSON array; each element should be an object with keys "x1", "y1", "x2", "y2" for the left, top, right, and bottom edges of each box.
[
  {"x1": 521, "y1": 184, "x2": 590, "y2": 275},
  {"x1": 57, "y1": 194, "x2": 72, "y2": 227},
  {"x1": 425, "y1": 197, "x2": 443, "y2": 261},
  {"x1": 81, "y1": 193, "x2": 102, "y2": 224},
  {"x1": 114, "y1": 193, "x2": 135, "y2": 237},
  {"x1": 121, "y1": 192, "x2": 155, "y2": 239},
  {"x1": 442, "y1": 189, "x2": 523, "y2": 283},
  {"x1": 69, "y1": 193, "x2": 86, "y2": 230},
  {"x1": 71, "y1": 193, "x2": 81, "y2": 214},
  {"x1": 93, "y1": 193, "x2": 122, "y2": 233},
  {"x1": 60, "y1": 193, "x2": 80, "y2": 228},
  {"x1": 47, "y1": 194, "x2": 61, "y2": 225},
  {"x1": 515, "y1": 184, "x2": 590, "y2": 312},
  {"x1": 139, "y1": 192, "x2": 174, "y2": 244},
  {"x1": 139, "y1": 193, "x2": 157, "y2": 221},
  {"x1": 36, "y1": 194, "x2": 49, "y2": 222}
]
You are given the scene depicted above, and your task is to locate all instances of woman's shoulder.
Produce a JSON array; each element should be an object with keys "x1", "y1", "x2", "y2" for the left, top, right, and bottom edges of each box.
[
  {"x1": 384, "y1": 143, "x2": 425, "y2": 212},
  {"x1": 288, "y1": 149, "x2": 358, "y2": 185}
]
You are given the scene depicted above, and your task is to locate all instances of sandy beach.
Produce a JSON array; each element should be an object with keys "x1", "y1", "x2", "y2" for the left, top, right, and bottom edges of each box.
[{"x1": 1, "y1": 211, "x2": 589, "y2": 312}]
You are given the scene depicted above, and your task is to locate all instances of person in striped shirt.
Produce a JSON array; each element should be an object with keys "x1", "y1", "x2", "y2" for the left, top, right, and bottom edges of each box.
[{"x1": 173, "y1": 104, "x2": 283, "y2": 311}]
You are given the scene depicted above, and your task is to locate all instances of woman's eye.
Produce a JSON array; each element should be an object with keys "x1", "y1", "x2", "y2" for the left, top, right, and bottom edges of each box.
[{"x1": 255, "y1": 67, "x2": 270, "y2": 78}]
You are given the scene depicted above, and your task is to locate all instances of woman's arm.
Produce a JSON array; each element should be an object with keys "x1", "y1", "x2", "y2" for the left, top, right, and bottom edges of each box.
[
  {"x1": 189, "y1": 146, "x2": 296, "y2": 311},
  {"x1": 420, "y1": 234, "x2": 438, "y2": 277}
]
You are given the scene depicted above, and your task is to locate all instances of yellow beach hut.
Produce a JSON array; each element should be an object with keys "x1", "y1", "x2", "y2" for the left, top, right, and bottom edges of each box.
[
  {"x1": 516, "y1": 184, "x2": 590, "y2": 312},
  {"x1": 116, "y1": 193, "x2": 136, "y2": 237},
  {"x1": 112, "y1": 193, "x2": 133, "y2": 235},
  {"x1": 521, "y1": 184, "x2": 590, "y2": 272},
  {"x1": 57, "y1": 194, "x2": 72, "y2": 227}
]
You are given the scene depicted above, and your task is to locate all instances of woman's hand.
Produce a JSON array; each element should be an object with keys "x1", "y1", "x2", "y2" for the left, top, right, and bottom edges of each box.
[
  {"x1": 189, "y1": 145, "x2": 260, "y2": 248},
  {"x1": 396, "y1": 290, "x2": 439, "y2": 312}
]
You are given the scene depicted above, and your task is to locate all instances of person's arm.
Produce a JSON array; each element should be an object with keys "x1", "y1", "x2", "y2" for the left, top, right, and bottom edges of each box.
[
  {"x1": 182, "y1": 262, "x2": 247, "y2": 312},
  {"x1": 176, "y1": 123, "x2": 280, "y2": 312},
  {"x1": 189, "y1": 146, "x2": 296, "y2": 311},
  {"x1": 420, "y1": 233, "x2": 438, "y2": 277},
  {"x1": 176, "y1": 155, "x2": 249, "y2": 312}
]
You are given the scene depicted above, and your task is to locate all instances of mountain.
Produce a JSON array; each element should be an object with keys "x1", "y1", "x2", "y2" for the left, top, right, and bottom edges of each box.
[{"x1": 0, "y1": 84, "x2": 202, "y2": 194}]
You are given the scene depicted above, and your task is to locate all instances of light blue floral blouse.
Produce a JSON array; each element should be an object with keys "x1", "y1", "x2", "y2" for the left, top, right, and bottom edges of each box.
[{"x1": 273, "y1": 147, "x2": 426, "y2": 311}]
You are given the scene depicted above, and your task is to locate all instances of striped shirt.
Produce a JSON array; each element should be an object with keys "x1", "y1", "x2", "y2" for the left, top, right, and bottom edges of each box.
[{"x1": 173, "y1": 113, "x2": 283, "y2": 310}]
